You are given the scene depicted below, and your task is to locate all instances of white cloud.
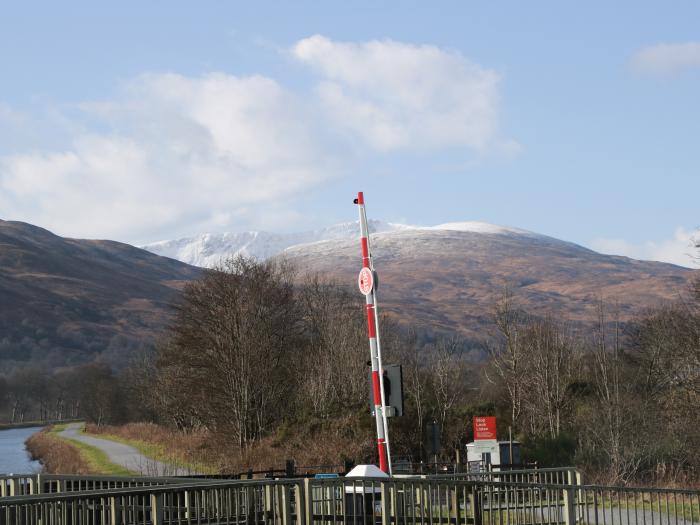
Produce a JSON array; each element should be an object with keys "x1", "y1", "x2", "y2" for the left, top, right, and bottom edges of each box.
[
  {"x1": 292, "y1": 35, "x2": 505, "y2": 152},
  {"x1": 590, "y1": 227, "x2": 699, "y2": 268},
  {"x1": 0, "y1": 73, "x2": 327, "y2": 242},
  {"x1": 0, "y1": 36, "x2": 515, "y2": 243},
  {"x1": 630, "y1": 42, "x2": 700, "y2": 76}
]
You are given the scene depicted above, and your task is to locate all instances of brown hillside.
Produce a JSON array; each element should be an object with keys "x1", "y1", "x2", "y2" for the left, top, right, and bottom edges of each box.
[
  {"x1": 283, "y1": 228, "x2": 695, "y2": 343},
  {"x1": 0, "y1": 219, "x2": 201, "y2": 370}
]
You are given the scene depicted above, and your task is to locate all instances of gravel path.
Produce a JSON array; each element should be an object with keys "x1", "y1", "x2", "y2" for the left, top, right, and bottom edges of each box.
[{"x1": 59, "y1": 423, "x2": 196, "y2": 476}]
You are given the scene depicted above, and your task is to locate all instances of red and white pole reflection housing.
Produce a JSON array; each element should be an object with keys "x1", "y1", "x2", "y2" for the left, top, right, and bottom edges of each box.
[{"x1": 355, "y1": 191, "x2": 392, "y2": 475}]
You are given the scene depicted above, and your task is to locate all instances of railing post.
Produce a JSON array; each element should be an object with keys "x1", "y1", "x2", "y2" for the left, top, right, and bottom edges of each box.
[
  {"x1": 150, "y1": 493, "x2": 164, "y2": 525},
  {"x1": 274, "y1": 485, "x2": 282, "y2": 523},
  {"x1": 563, "y1": 485, "x2": 577, "y2": 525},
  {"x1": 450, "y1": 483, "x2": 458, "y2": 524},
  {"x1": 303, "y1": 479, "x2": 313, "y2": 525},
  {"x1": 184, "y1": 490, "x2": 191, "y2": 520},
  {"x1": 470, "y1": 484, "x2": 482, "y2": 525},
  {"x1": 295, "y1": 481, "x2": 307, "y2": 525},
  {"x1": 281, "y1": 485, "x2": 293, "y2": 525},
  {"x1": 246, "y1": 486, "x2": 256, "y2": 523},
  {"x1": 9, "y1": 479, "x2": 20, "y2": 497},
  {"x1": 380, "y1": 481, "x2": 391, "y2": 525},
  {"x1": 110, "y1": 496, "x2": 122, "y2": 524},
  {"x1": 276, "y1": 484, "x2": 284, "y2": 525},
  {"x1": 265, "y1": 485, "x2": 273, "y2": 523},
  {"x1": 575, "y1": 471, "x2": 584, "y2": 521}
]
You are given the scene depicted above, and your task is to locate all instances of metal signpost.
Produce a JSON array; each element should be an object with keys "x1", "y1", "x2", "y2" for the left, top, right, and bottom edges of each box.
[{"x1": 354, "y1": 191, "x2": 392, "y2": 475}]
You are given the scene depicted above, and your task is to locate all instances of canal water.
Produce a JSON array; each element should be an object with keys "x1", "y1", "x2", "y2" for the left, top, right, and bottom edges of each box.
[{"x1": 0, "y1": 426, "x2": 43, "y2": 474}]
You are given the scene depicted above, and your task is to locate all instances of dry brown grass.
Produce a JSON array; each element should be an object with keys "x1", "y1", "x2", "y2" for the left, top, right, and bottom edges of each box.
[
  {"x1": 25, "y1": 428, "x2": 95, "y2": 474},
  {"x1": 222, "y1": 414, "x2": 375, "y2": 474},
  {"x1": 85, "y1": 415, "x2": 375, "y2": 475}
]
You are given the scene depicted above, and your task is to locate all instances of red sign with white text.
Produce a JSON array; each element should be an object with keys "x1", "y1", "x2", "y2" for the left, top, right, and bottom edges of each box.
[{"x1": 473, "y1": 416, "x2": 497, "y2": 440}]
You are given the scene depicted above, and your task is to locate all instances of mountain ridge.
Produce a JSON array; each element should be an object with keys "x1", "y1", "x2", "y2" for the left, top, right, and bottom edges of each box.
[
  {"x1": 141, "y1": 220, "x2": 694, "y2": 348},
  {"x1": 0, "y1": 219, "x2": 202, "y2": 370},
  {"x1": 1, "y1": 218, "x2": 694, "y2": 371}
]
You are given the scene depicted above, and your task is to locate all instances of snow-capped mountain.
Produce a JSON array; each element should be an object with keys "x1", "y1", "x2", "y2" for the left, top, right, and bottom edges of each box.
[
  {"x1": 141, "y1": 219, "x2": 693, "y2": 347},
  {"x1": 141, "y1": 220, "x2": 538, "y2": 267}
]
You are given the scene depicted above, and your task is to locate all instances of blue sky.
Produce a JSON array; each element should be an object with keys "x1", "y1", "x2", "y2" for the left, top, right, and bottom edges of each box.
[{"x1": 0, "y1": 1, "x2": 698, "y2": 266}]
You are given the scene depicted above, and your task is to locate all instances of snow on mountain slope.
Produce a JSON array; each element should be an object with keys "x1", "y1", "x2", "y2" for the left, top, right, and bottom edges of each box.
[
  {"x1": 141, "y1": 220, "x2": 544, "y2": 268},
  {"x1": 428, "y1": 222, "x2": 532, "y2": 235},
  {"x1": 139, "y1": 219, "x2": 693, "y2": 345},
  {"x1": 142, "y1": 220, "x2": 407, "y2": 267}
]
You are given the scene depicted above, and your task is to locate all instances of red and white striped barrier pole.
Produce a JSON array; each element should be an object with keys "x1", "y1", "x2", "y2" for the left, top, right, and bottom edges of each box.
[{"x1": 355, "y1": 191, "x2": 392, "y2": 475}]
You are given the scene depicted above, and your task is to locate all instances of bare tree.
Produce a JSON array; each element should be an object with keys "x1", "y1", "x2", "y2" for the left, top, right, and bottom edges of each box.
[
  {"x1": 430, "y1": 338, "x2": 465, "y2": 439},
  {"x1": 297, "y1": 275, "x2": 367, "y2": 418},
  {"x1": 520, "y1": 318, "x2": 580, "y2": 439},
  {"x1": 584, "y1": 300, "x2": 645, "y2": 483},
  {"x1": 630, "y1": 293, "x2": 700, "y2": 480},
  {"x1": 485, "y1": 286, "x2": 528, "y2": 430},
  {"x1": 156, "y1": 256, "x2": 301, "y2": 447},
  {"x1": 396, "y1": 329, "x2": 430, "y2": 457}
]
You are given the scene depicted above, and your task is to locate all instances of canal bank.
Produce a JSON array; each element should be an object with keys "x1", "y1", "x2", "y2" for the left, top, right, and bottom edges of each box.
[{"x1": 24, "y1": 423, "x2": 203, "y2": 476}]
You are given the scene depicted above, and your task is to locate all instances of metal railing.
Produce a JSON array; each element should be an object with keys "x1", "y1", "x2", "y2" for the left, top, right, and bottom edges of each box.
[
  {"x1": 0, "y1": 477, "x2": 302, "y2": 525},
  {"x1": 0, "y1": 473, "x2": 204, "y2": 497},
  {"x1": 2, "y1": 471, "x2": 699, "y2": 525},
  {"x1": 441, "y1": 467, "x2": 581, "y2": 486},
  {"x1": 0, "y1": 475, "x2": 36, "y2": 498}
]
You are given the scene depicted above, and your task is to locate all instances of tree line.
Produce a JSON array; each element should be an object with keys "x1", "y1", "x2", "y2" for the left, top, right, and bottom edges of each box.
[
  {"x1": 3, "y1": 255, "x2": 697, "y2": 484},
  {"x1": 0, "y1": 363, "x2": 128, "y2": 425},
  {"x1": 135, "y1": 255, "x2": 700, "y2": 484}
]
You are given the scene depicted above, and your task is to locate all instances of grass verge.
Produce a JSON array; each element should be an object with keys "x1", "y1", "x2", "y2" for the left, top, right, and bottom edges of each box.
[
  {"x1": 51, "y1": 425, "x2": 135, "y2": 476},
  {"x1": 83, "y1": 425, "x2": 217, "y2": 475}
]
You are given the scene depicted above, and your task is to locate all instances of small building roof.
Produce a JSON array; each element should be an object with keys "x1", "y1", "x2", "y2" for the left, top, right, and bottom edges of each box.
[{"x1": 346, "y1": 464, "x2": 389, "y2": 478}]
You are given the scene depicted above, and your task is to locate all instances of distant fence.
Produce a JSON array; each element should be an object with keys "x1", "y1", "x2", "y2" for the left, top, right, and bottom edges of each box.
[{"x1": 2, "y1": 469, "x2": 699, "y2": 525}]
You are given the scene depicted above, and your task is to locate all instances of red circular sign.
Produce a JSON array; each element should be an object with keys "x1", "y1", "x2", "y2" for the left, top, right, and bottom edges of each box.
[{"x1": 358, "y1": 267, "x2": 374, "y2": 295}]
